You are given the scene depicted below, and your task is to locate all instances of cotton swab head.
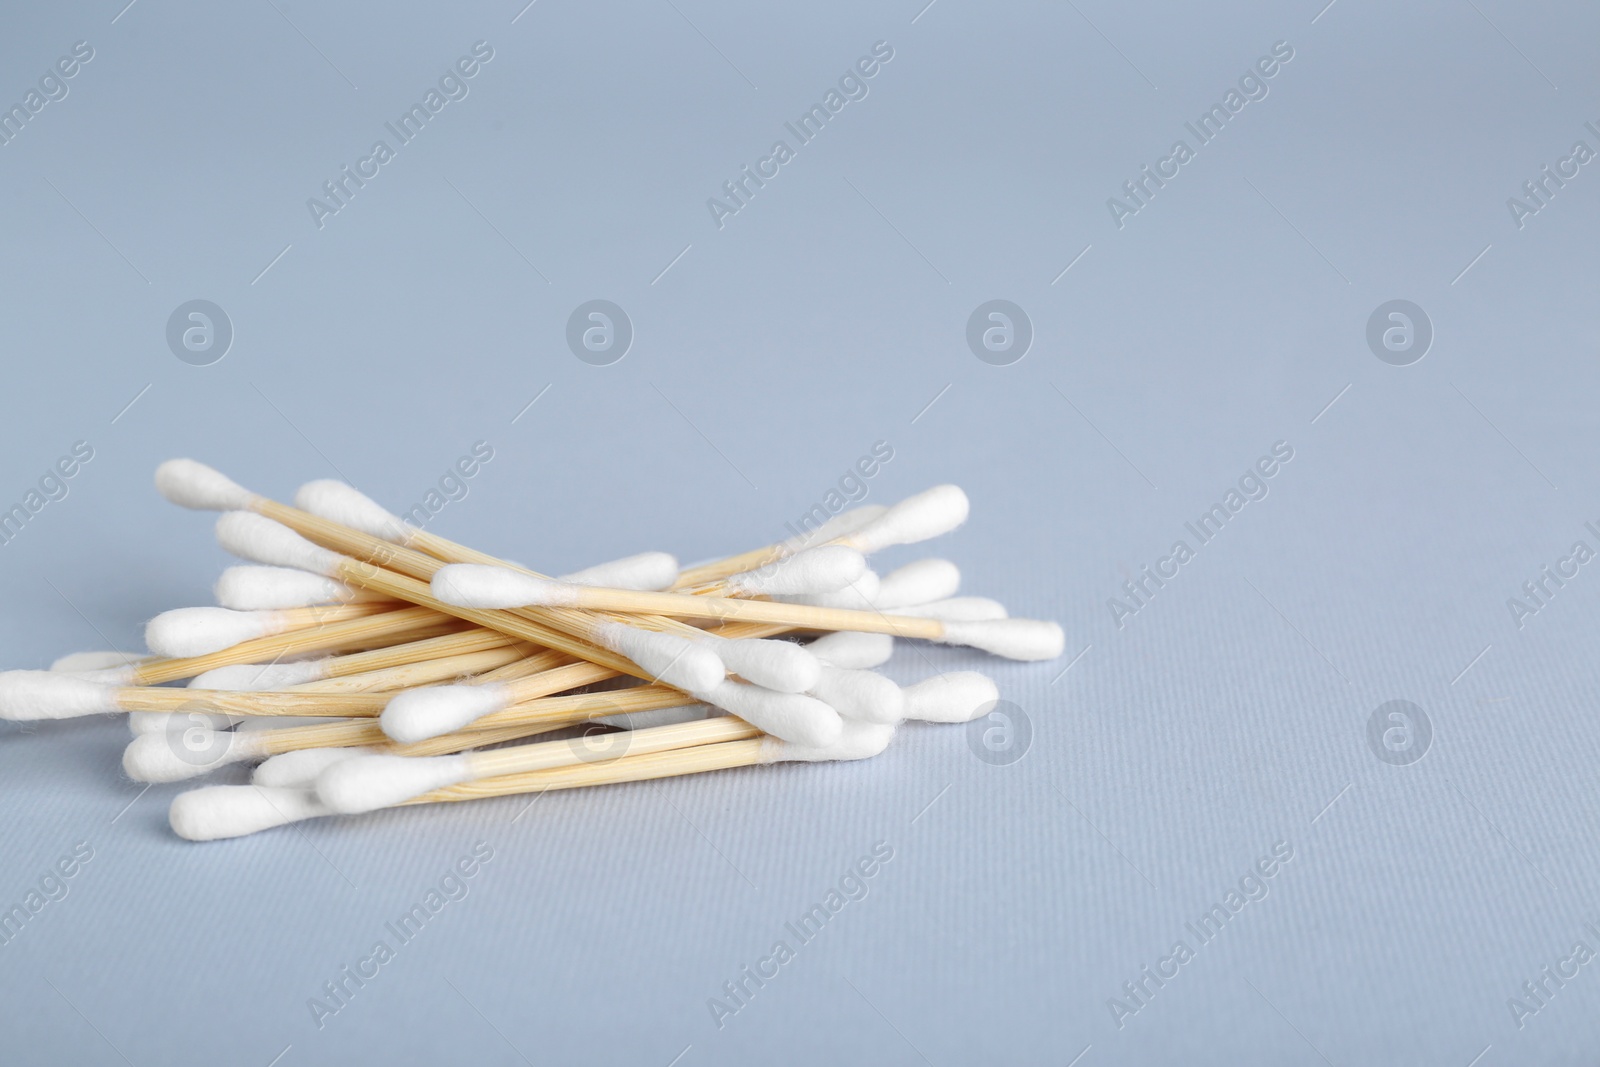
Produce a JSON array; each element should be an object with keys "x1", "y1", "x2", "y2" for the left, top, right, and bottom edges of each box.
[
  {"x1": 253, "y1": 746, "x2": 376, "y2": 789},
  {"x1": 294, "y1": 479, "x2": 412, "y2": 543},
  {"x1": 560, "y1": 552, "x2": 679, "y2": 591},
  {"x1": 761, "y1": 718, "x2": 895, "y2": 763},
  {"x1": 589, "y1": 623, "x2": 725, "y2": 691},
  {"x1": 215, "y1": 566, "x2": 360, "y2": 610},
  {"x1": 874, "y1": 559, "x2": 961, "y2": 608},
  {"x1": 169, "y1": 785, "x2": 332, "y2": 841},
  {"x1": 895, "y1": 597, "x2": 1008, "y2": 622},
  {"x1": 931, "y1": 619, "x2": 1064, "y2": 661},
  {"x1": 694, "y1": 680, "x2": 841, "y2": 748},
  {"x1": 430, "y1": 565, "x2": 567, "y2": 607},
  {"x1": 0, "y1": 671, "x2": 116, "y2": 720},
  {"x1": 701, "y1": 636, "x2": 820, "y2": 694},
  {"x1": 215, "y1": 511, "x2": 344, "y2": 575},
  {"x1": 49, "y1": 650, "x2": 144, "y2": 673},
  {"x1": 379, "y1": 682, "x2": 511, "y2": 744},
  {"x1": 805, "y1": 632, "x2": 895, "y2": 670},
  {"x1": 902, "y1": 672, "x2": 999, "y2": 723},
  {"x1": 808, "y1": 666, "x2": 905, "y2": 724},
  {"x1": 188, "y1": 659, "x2": 331, "y2": 691},
  {"x1": 777, "y1": 503, "x2": 888, "y2": 551},
  {"x1": 722, "y1": 546, "x2": 867, "y2": 596},
  {"x1": 144, "y1": 607, "x2": 298, "y2": 658},
  {"x1": 316, "y1": 753, "x2": 475, "y2": 814},
  {"x1": 835, "y1": 485, "x2": 969, "y2": 555},
  {"x1": 123, "y1": 728, "x2": 265, "y2": 782},
  {"x1": 775, "y1": 570, "x2": 881, "y2": 610},
  {"x1": 154, "y1": 459, "x2": 259, "y2": 512}
]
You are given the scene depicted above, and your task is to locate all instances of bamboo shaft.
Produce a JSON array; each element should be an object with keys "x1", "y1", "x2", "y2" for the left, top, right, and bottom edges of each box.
[
  {"x1": 119, "y1": 689, "x2": 387, "y2": 715},
  {"x1": 474, "y1": 648, "x2": 570, "y2": 683},
  {"x1": 416, "y1": 739, "x2": 767, "y2": 802},
  {"x1": 672, "y1": 547, "x2": 787, "y2": 589},
  {"x1": 319, "y1": 628, "x2": 520, "y2": 677},
  {"x1": 128, "y1": 607, "x2": 461, "y2": 685},
  {"x1": 251, "y1": 499, "x2": 694, "y2": 677},
  {"x1": 252, "y1": 601, "x2": 396, "y2": 628},
  {"x1": 250, "y1": 710, "x2": 600, "y2": 758},
  {"x1": 536, "y1": 586, "x2": 946, "y2": 638},
  {"x1": 470, "y1": 680, "x2": 699, "y2": 731},
  {"x1": 122, "y1": 646, "x2": 580, "y2": 718},
  {"x1": 466, "y1": 716, "x2": 758, "y2": 778},
  {"x1": 285, "y1": 643, "x2": 535, "y2": 694},
  {"x1": 327, "y1": 560, "x2": 648, "y2": 681}
]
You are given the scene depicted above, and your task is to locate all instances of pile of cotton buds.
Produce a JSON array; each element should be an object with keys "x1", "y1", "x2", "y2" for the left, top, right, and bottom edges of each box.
[{"x1": 0, "y1": 461, "x2": 1064, "y2": 840}]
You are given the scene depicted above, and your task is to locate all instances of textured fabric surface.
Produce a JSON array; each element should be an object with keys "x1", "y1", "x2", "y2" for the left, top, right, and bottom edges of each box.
[{"x1": 1, "y1": 1, "x2": 1597, "y2": 1063}]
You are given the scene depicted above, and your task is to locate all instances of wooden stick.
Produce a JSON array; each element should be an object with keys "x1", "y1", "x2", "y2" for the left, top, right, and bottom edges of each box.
[
  {"x1": 236, "y1": 714, "x2": 582, "y2": 758},
  {"x1": 306, "y1": 628, "x2": 522, "y2": 679},
  {"x1": 462, "y1": 716, "x2": 757, "y2": 779},
  {"x1": 469, "y1": 679, "x2": 699, "y2": 731},
  {"x1": 221, "y1": 680, "x2": 703, "y2": 754},
  {"x1": 245, "y1": 498, "x2": 723, "y2": 682},
  {"x1": 281, "y1": 642, "x2": 537, "y2": 694},
  {"x1": 120, "y1": 688, "x2": 386, "y2": 715},
  {"x1": 373, "y1": 512, "x2": 714, "y2": 642},
  {"x1": 113, "y1": 642, "x2": 546, "y2": 715},
  {"x1": 129, "y1": 606, "x2": 465, "y2": 685},
  {"x1": 231, "y1": 601, "x2": 397, "y2": 628},
  {"x1": 415, "y1": 739, "x2": 767, "y2": 802},
  {"x1": 476, "y1": 584, "x2": 948, "y2": 640},
  {"x1": 672, "y1": 549, "x2": 783, "y2": 590}
]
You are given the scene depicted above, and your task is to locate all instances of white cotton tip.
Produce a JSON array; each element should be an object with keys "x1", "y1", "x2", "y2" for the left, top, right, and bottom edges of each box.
[
  {"x1": 724, "y1": 546, "x2": 868, "y2": 597},
  {"x1": 778, "y1": 503, "x2": 889, "y2": 551},
  {"x1": 169, "y1": 785, "x2": 333, "y2": 841},
  {"x1": 49, "y1": 650, "x2": 144, "y2": 673},
  {"x1": 294, "y1": 480, "x2": 412, "y2": 543},
  {"x1": 144, "y1": 606, "x2": 290, "y2": 659},
  {"x1": 902, "y1": 671, "x2": 999, "y2": 723},
  {"x1": 561, "y1": 552, "x2": 680, "y2": 591},
  {"x1": 188, "y1": 659, "x2": 331, "y2": 691},
  {"x1": 0, "y1": 670, "x2": 118, "y2": 720},
  {"x1": 379, "y1": 683, "x2": 510, "y2": 744},
  {"x1": 252, "y1": 746, "x2": 376, "y2": 788},
  {"x1": 809, "y1": 666, "x2": 905, "y2": 724},
  {"x1": 154, "y1": 459, "x2": 259, "y2": 513},
  {"x1": 763, "y1": 719, "x2": 896, "y2": 763},
  {"x1": 592, "y1": 704, "x2": 719, "y2": 730},
  {"x1": 840, "y1": 485, "x2": 969, "y2": 555},
  {"x1": 694, "y1": 680, "x2": 842, "y2": 748},
  {"x1": 874, "y1": 559, "x2": 961, "y2": 609},
  {"x1": 704, "y1": 636, "x2": 820, "y2": 693},
  {"x1": 215, "y1": 511, "x2": 344, "y2": 576},
  {"x1": 593, "y1": 623, "x2": 726, "y2": 692},
  {"x1": 896, "y1": 597, "x2": 1009, "y2": 622},
  {"x1": 122, "y1": 729, "x2": 261, "y2": 783},
  {"x1": 932, "y1": 619, "x2": 1065, "y2": 661},
  {"x1": 806, "y1": 632, "x2": 895, "y2": 670},
  {"x1": 316, "y1": 753, "x2": 475, "y2": 814},
  {"x1": 215, "y1": 566, "x2": 358, "y2": 610},
  {"x1": 776, "y1": 570, "x2": 881, "y2": 610},
  {"x1": 430, "y1": 564, "x2": 578, "y2": 608}
]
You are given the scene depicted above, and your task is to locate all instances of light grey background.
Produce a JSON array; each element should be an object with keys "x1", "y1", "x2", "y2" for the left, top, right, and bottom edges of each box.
[{"x1": 2, "y1": 0, "x2": 1598, "y2": 1063}]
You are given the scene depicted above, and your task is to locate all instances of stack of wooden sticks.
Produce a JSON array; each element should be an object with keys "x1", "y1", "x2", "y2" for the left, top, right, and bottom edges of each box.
[{"x1": 0, "y1": 460, "x2": 1065, "y2": 840}]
